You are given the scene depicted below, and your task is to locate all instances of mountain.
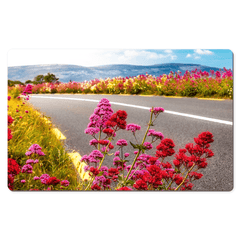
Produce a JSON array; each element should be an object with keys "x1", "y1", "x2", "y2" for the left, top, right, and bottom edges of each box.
[{"x1": 8, "y1": 63, "x2": 221, "y2": 83}]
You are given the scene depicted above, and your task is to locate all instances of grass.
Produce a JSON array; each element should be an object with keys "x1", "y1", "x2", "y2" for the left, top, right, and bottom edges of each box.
[{"x1": 8, "y1": 94, "x2": 81, "y2": 190}]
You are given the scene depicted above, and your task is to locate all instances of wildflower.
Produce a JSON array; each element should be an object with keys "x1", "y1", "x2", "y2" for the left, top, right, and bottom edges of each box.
[
  {"x1": 89, "y1": 150, "x2": 104, "y2": 159},
  {"x1": 21, "y1": 164, "x2": 33, "y2": 174},
  {"x1": 114, "y1": 150, "x2": 120, "y2": 156},
  {"x1": 46, "y1": 177, "x2": 60, "y2": 186},
  {"x1": 8, "y1": 158, "x2": 21, "y2": 176},
  {"x1": 8, "y1": 116, "x2": 14, "y2": 126},
  {"x1": 124, "y1": 153, "x2": 130, "y2": 158},
  {"x1": 25, "y1": 144, "x2": 45, "y2": 156},
  {"x1": 25, "y1": 110, "x2": 29, "y2": 113},
  {"x1": 189, "y1": 172, "x2": 203, "y2": 180},
  {"x1": 126, "y1": 123, "x2": 141, "y2": 133},
  {"x1": 103, "y1": 128, "x2": 116, "y2": 137},
  {"x1": 91, "y1": 184, "x2": 101, "y2": 190},
  {"x1": 8, "y1": 175, "x2": 14, "y2": 190},
  {"x1": 89, "y1": 167, "x2": 100, "y2": 176},
  {"x1": 40, "y1": 174, "x2": 50, "y2": 184},
  {"x1": 34, "y1": 159, "x2": 39, "y2": 164},
  {"x1": 84, "y1": 127, "x2": 100, "y2": 136},
  {"x1": 143, "y1": 142, "x2": 153, "y2": 150},
  {"x1": 26, "y1": 159, "x2": 34, "y2": 164},
  {"x1": 61, "y1": 180, "x2": 70, "y2": 187},
  {"x1": 21, "y1": 180, "x2": 26, "y2": 183},
  {"x1": 173, "y1": 174, "x2": 184, "y2": 185},
  {"x1": 148, "y1": 157, "x2": 158, "y2": 165},
  {"x1": 133, "y1": 179, "x2": 148, "y2": 190},
  {"x1": 105, "y1": 110, "x2": 127, "y2": 130},
  {"x1": 150, "y1": 107, "x2": 164, "y2": 115},
  {"x1": 8, "y1": 128, "x2": 12, "y2": 141},
  {"x1": 116, "y1": 139, "x2": 128, "y2": 147},
  {"x1": 8, "y1": 96, "x2": 11, "y2": 101},
  {"x1": 33, "y1": 176, "x2": 40, "y2": 180},
  {"x1": 156, "y1": 138, "x2": 175, "y2": 158},
  {"x1": 108, "y1": 168, "x2": 119, "y2": 177},
  {"x1": 89, "y1": 139, "x2": 98, "y2": 146},
  {"x1": 147, "y1": 129, "x2": 164, "y2": 140}
]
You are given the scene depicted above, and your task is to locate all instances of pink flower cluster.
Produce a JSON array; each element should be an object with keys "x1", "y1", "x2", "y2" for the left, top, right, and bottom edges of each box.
[
  {"x1": 151, "y1": 107, "x2": 165, "y2": 115},
  {"x1": 25, "y1": 144, "x2": 45, "y2": 156},
  {"x1": 147, "y1": 129, "x2": 164, "y2": 140},
  {"x1": 87, "y1": 98, "x2": 113, "y2": 130},
  {"x1": 22, "y1": 84, "x2": 32, "y2": 96},
  {"x1": 126, "y1": 123, "x2": 141, "y2": 133}
]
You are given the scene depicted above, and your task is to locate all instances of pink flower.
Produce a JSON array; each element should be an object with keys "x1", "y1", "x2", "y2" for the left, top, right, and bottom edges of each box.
[
  {"x1": 147, "y1": 129, "x2": 164, "y2": 140},
  {"x1": 126, "y1": 123, "x2": 141, "y2": 133},
  {"x1": 89, "y1": 150, "x2": 104, "y2": 159},
  {"x1": 143, "y1": 142, "x2": 153, "y2": 150},
  {"x1": 40, "y1": 174, "x2": 50, "y2": 184},
  {"x1": 8, "y1": 96, "x2": 11, "y2": 101},
  {"x1": 150, "y1": 107, "x2": 164, "y2": 115},
  {"x1": 124, "y1": 153, "x2": 130, "y2": 158},
  {"x1": 26, "y1": 159, "x2": 34, "y2": 164},
  {"x1": 89, "y1": 139, "x2": 98, "y2": 146},
  {"x1": 25, "y1": 110, "x2": 29, "y2": 113},
  {"x1": 21, "y1": 180, "x2": 26, "y2": 183},
  {"x1": 33, "y1": 176, "x2": 40, "y2": 180},
  {"x1": 61, "y1": 180, "x2": 70, "y2": 187},
  {"x1": 114, "y1": 151, "x2": 120, "y2": 156},
  {"x1": 26, "y1": 144, "x2": 45, "y2": 156},
  {"x1": 84, "y1": 127, "x2": 100, "y2": 136},
  {"x1": 116, "y1": 139, "x2": 128, "y2": 147},
  {"x1": 21, "y1": 164, "x2": 33, "y2": 174}
]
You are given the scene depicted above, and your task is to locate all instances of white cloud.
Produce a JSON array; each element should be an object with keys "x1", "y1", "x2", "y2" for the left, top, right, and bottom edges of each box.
[
  {"x1": 194, "y1": 49, "x2": 213, "y2": 55},
  {"x1": 186, "y1": 49, "x2": 213, "y2": 59},
  {"x1": 164, "y1": 49, "x2": 173, "y2": 54},
  {"x1": 119, "y1": 50, "x2": 177, "y2": 61}
]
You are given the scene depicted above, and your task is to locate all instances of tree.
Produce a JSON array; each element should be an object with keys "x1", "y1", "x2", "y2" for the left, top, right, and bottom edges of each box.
[
  {"x1": 33, "y1": 74, "x2": 44, "y2": 84},
  {"x1": 43, "y1": 73, "x2": 59, "y2": 83},
  {"x1": 25, "y1": 80, "x2": 33, "y2": 84},
  {"x1": 8, "y1": 80, "x2": 25, "y2": 86}
]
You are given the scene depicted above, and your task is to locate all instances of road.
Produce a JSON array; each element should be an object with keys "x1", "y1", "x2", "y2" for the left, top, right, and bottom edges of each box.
[{"x1": 29, "y1": 94, "x2": 233, "y2": 191}]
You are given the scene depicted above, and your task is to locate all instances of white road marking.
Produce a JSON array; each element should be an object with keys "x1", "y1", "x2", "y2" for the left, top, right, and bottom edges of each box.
[{"x1": 31, "y1": 95, "x2": 233, "y2": 125}]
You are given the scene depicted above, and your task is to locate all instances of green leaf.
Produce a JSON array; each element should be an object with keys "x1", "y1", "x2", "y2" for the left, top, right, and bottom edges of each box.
[
  {"x1": 97, "y1": 172, "x2": 103, "y2": 177},
  {"x1": 130, "y1": 141, "x2": 138, "y2": 149},
  {"x1": 126, "y1": 179, "x2": 135, "y2": 186}
]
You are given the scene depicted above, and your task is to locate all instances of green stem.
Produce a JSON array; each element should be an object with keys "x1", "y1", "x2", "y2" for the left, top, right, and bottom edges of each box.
[
  {"x1": 97, "y1": 131, "x2": 101, "y2": 150},
  {"x1": 175, "y1": 164, "x2": 195, "y2": 191},
  {"x1": 123, "y1": 108, "x2": 154, "y2": 186},
  {"x1": 85, "y1": 135, "x2": 113, "y2": 190}
]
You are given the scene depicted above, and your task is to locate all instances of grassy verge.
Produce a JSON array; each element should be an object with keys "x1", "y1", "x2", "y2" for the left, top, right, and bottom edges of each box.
[{"x1": 8, "y1": 94, "x2": 81, "y2": 190}]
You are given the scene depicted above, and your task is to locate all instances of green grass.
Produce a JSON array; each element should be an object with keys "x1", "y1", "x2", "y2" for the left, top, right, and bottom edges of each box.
[{"x1": 8, "y1": 94, "x2": 81, "y2": 190}]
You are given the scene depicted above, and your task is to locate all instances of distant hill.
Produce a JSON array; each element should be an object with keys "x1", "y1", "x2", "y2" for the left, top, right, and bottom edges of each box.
[{"x1": 8, "y1": 63, "x2": 222, "y2": 83}]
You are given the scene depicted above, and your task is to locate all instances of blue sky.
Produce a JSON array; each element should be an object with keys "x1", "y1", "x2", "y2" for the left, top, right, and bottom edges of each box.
[{"x1": 8, "y1": 49, "x2": 233, "y2": 69}]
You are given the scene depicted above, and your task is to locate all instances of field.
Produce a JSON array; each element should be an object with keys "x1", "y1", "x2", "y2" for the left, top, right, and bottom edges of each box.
[{"x1": 8, "y1": 68, "x2": 233, "y2": 99}]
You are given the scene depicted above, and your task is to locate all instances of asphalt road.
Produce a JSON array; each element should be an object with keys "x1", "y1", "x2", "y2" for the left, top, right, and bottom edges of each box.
[{"x1": 29, "y1": 94, "x2": 233, "y2": 191}]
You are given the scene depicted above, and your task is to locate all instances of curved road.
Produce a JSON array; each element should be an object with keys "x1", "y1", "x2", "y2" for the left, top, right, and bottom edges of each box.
[{"x1": 29, "y1": 94, "x2": 233, "y2": 191}]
